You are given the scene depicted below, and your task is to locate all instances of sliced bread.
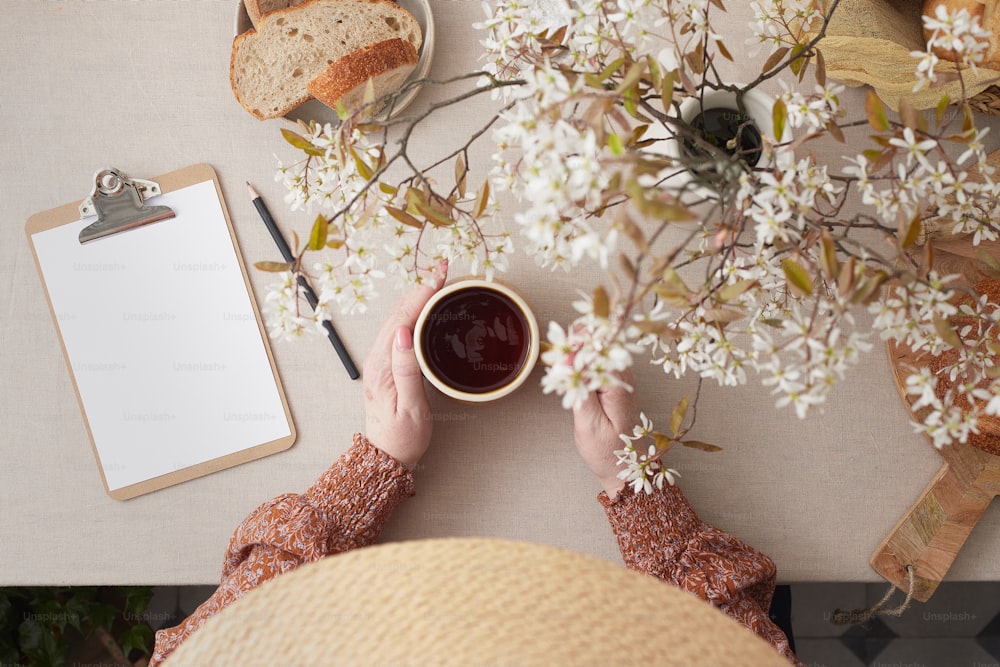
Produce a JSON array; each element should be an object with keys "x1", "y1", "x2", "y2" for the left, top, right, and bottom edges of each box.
[
  {"x1": 231, "y1": 0, "x2": 422, "y2": 120},
  {"x1": 307, "y1": 38, "x2": 419, "y2": 115},
  {"x1": 244, "y1": 0, "x2": 307, "y2": 28}
]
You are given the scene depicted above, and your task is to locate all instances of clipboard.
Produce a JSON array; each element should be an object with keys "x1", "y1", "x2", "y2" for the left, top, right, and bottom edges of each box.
[{"x1": 25, "y1": 164, "x2": 296, "y2": 500}]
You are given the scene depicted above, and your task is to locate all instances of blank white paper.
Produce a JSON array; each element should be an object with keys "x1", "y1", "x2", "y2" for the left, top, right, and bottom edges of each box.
[{"x1": 31, "y1": 179, "x2": 291, "y2": 491}]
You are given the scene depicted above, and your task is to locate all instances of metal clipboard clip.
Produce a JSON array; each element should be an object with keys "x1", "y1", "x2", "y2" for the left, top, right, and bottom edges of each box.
[{"x1": 78, "y1": 168, "x2": 176, "y2": 243}]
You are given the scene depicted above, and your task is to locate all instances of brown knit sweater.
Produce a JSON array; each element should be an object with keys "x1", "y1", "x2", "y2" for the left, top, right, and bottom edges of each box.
[{"x1": 149, "y1": 434, "x2": 801, "y2": 666}]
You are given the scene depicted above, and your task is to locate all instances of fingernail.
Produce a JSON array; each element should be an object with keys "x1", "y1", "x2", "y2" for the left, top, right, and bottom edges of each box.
[{"x1": 395, "y1": 326, "x2": 413, "y2": 350}]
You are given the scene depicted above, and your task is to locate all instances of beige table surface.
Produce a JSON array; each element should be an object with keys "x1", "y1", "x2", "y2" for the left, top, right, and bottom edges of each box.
[{"x1": 3, "y1": 0, "x2": 1000, "y2": 586}]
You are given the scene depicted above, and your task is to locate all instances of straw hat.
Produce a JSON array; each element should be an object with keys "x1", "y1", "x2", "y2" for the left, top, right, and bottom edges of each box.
[{"x1": 164, "y1": 537, "x2": 787, "y2": 666}]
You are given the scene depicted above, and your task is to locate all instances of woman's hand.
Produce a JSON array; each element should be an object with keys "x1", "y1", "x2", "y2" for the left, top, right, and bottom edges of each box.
[
  {"x1": 363, "y1": 262, "x2": 448, "y2": 469},
  {"x1": 571, "y1": 373, "x2": 640, "y2": 498}
]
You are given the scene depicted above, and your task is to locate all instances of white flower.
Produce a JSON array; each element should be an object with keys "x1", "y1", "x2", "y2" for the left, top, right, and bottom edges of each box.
[
  {"x1": 888, "y1": 128, "x2": 937, "y2": 168},
  {"x1": 614, "y1": 412, "x2": 681, "y2": 495}
]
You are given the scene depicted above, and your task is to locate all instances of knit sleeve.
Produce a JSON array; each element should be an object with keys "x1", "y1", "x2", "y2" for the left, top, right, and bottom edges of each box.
[
  {"x1": 148, "y1": 434, "x2": 414, "y2": 667},
  {"x1": 600, "y1": 484, "x2": 803, "y2": 666}
]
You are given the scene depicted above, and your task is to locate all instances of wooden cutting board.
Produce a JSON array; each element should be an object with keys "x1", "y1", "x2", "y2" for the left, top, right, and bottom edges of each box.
[{"x1": 872, "y1": 251, "x2": 1000, "y2": 602}]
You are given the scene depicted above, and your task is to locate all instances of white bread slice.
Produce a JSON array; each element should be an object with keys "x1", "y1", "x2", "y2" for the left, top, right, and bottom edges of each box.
[
  {"x1": 307, "y1": 38, "x2": 419, "y2": 115},
  {"x1": 230, "y1": 0, "x2": 422, "y2": 120},
  {"x1": 245, "y1": 0, "x2": 307, "y2": 29}
]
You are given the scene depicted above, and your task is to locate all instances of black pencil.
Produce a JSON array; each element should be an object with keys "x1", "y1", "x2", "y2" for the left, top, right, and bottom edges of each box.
[{"x1": 248, "y1": 183, "x2": 360, "y2": 380}]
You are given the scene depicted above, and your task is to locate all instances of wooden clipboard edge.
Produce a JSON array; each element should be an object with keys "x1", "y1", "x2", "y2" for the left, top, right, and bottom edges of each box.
[{"x1": 24, "y1": 163, "x2": 297, "y2": 501}]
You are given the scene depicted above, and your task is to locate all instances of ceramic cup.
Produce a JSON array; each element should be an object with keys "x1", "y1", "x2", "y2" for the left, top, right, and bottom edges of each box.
[{"x1": 414, "y1": 278, "x2": 540, "y2": 402}]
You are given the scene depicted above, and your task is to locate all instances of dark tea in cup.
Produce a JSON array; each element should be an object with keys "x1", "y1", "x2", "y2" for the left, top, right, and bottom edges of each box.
[{"x1": 414, "y1": 279, "x2": 539, "y2": 402}]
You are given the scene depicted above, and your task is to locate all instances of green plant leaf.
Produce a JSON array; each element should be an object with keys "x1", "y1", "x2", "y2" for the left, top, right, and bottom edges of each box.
[
  {"x1": 607, "y1": 132, "x2": 624, "y2": 155},
  {"x1": 385, "y1": 206, "x2": 423, "y2": 229},
  {"x1": 782, "y1": 257, "x2": 813, "y2": 296},
  {"x1": 936, "y1": 94, "x2": 951, "y2": 125},
  {"x1": 661, "y1": 70, "x2": 674, "y2": 114},
  {"x1": 718, "y1": 279, "x2": 757, "y2": 302},
  {"x1": 670, "y1": 395, "x2": 689, "y2": 436},
  {"x1": 281, "y1": 128, "x2": 313, "y2": 151},
  {"x1": 88, "y1": 602, "x2": 119, "y2": 632},
  {"x1": 118, "y1": 623, "x2": 154, "y2": 657},
  {"x1": 351, "y1": 148, "x2": 374, "y2": 181},
  {"x1": 122, "y1": 587, "x2": 154, "y2": 617},
  {"x1": 865, "y1": 90, "x2": 890, "y2": 132},
  {"x1": 788, "y1": 43, "x2": 808, "y2": 78},
  {"x1": 819, "y1": 232, "x2": 839, "y2": 281},
  {"x1": 614, "y1": 60, "x2": 646, "y2": 95},
  {"x1": 254, "y1": 261, "x2": 293, "y2": 273},
  {"x1": 772, "y1": 97, "x2": 787, "y2": 145},
  {"x1": 308, "y1": 214, "x2": 329, "y2": 251}
]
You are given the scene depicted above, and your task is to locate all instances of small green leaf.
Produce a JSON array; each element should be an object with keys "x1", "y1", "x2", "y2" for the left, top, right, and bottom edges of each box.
[
  {"x1": 772, "y1": 97, "x2": 787, "y2": 145},
  {"x1": 614, "y1": 61, "x2": 646, "y2": 95},
  {"x1": 936, "y1": 94, "x2": 951, "y2": 125},
  {"x1": 782, "y1": 258, "x2": 813, "y2": 297},
  {"x1": 819, "y1": 232, "x2": 839, "y2": 281},
  {"x1": 661, "y1": 70, "x2": 675, "y2": 114},
  {"x1": 281, "y1": 128, "x2": 314, "y2": 151},
  {"x1": 385, "y1": 206, "x2": 423, "y2": 229},
  {"x1": 669, "y1": 395, "x2": 689, "y2": 436},
  {"x1": 865, "y1": 90, "x2": 890, "y2": 132},
  {"x1": 254, "y1": 261, "x2": 294, "y2": 273},
  {"x1": 118, "y1": 623, "x2": 154, "y2": 657},
  {"x1": 351, "y1": 148, "x2": 374, "y2": 181},
  {"x1": 718, "y1": 279, "x2": 757, "y2": 302},
  {"x1": 608, "y1": 132, "x2": 624, "y2": 155},
  {"x1": 308, "y1": 214, "x2": 329, "y2": 251},
  {"x1": 788, "y1": 43, "x2": 808, "y2": 77}
]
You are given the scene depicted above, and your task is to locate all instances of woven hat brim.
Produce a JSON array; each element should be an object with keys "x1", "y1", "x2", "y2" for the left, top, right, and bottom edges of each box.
[{"x1": 164, "y1": 537, "x2": 788, "y2": 667}]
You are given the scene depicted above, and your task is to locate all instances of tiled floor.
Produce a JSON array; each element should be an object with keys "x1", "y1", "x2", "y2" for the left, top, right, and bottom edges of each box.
[
  {"x1": 788, "y1": 582, "x2": 1000, "y2": 667},
  {"x1": 147, "y1": 581, "x2": 1000, "y2": 666}
]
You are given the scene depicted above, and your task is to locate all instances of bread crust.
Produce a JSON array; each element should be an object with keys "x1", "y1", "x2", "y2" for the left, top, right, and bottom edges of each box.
[
  {"x1": 230, "y1": 0, "x2": 422, "y2": 120},
  {"x1": 307, "y1": 38, "x2": 419, "y2": 113},
  {"x1": 245, "y1": 0, "x2": 305, "y2": 28}
]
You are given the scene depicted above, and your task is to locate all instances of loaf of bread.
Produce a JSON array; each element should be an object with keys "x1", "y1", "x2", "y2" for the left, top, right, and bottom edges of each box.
[
  {"x1": 922, "y1": 0, "x2": 1000, "y2": 67},
  {"x1": 244, "y1": 0, "x2": 306, "y2": 28},
  {"x1": 307, "y1": 38, "x2": 418, "y2": 115},
  {"x1": 231, "y1": 0, "x2": 422, "y2": 120}
]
